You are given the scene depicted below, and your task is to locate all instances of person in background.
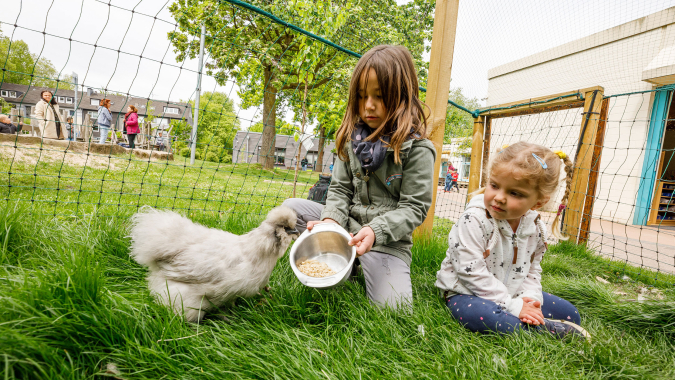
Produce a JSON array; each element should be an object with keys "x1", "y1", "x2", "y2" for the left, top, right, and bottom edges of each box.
[
  {"x1": 124, "y1": 105, "x2": 140, "y2": 149},
  {"x1": 301, "y1": 157, "x2": 308, "y2": 171},
  {"x1": 97, "y1": 99, "x2": 113, "y2": 144},
  {"x1": 329, "y1": 162, "x2": 334, "y2": 173},
  {"x1": 0, "y1": 114, "x2": 22, "y2": 134},
  {"x1": 449, "y1": 169, "x2": 460, "y2": 192},
  {"x1": 66, "y1": 117, "x2": 74, "y2": 141},
  {"x1": 444, "y1": 167, "x2": 453, "y2": 192},
  {"x1": 35, "y1": 91, "x2": 64, "y2": 139}
]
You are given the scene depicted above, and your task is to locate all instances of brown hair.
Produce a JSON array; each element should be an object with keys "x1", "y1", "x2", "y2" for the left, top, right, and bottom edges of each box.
[
  {"x1": 470, "y1": 141, "x2": 574, "y2": 240},
  {"x1": 100, "y1": 99, "x2": 111, "y2": 109},
  {"x1": 335, "y1": 45, "x2": 428, "y2": 164},
  {"x1": 127, "y1": 105, "x2": 138, "y2": 113},
  {"x1": 40, "y1": 91, "x2": 57, "y2": 105}
]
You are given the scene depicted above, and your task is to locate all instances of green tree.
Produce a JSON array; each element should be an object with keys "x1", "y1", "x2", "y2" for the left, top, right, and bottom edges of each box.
[
  {"x1": 249, "y1": 119, "x2": 296, "y2": 136},
  {"x1": 0, "y1": 28, "x2": 73, "y2": 89},
  {"x1": 172, "y1": 91, "x2": 240, "y2": 162},
  {"x1": 444, "y1": 87, "x2": 481, "y2": 149},
  {"x1": 168, "y1": 0, "x2": 434, "y2": 169}
]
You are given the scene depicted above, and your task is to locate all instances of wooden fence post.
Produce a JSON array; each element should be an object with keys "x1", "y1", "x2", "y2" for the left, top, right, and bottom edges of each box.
[
  {"x1": 480, "y1": 117, "x2": 491, "y2": 187},
  {"x1": 415, "y1": 0, "x2": 460, "y2": 238},
  {"x1": 578, "y1": 97, "x2": 609, "y2": 244},
  {"x1": 564, "y1": 87, "x2": 605, "y2": 242},
  {"x1": 467, "y1": 116, "x2": 484, "y2": 195}
]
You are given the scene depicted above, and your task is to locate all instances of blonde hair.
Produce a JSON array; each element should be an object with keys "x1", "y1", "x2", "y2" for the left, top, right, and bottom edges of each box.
[{"x1": 470, "y1": 141, "x2": 573, "y2": 240}]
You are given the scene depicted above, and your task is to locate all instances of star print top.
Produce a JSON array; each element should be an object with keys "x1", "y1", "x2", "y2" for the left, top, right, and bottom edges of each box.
[{"x1": 435, "y1": 194, "x2": 548, "y2": 317}]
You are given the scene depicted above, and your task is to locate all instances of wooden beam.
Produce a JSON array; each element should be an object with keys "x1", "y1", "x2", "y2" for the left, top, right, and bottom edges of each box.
[
  {"x1": 564, "y1": 87, "x2": 605, "y2": 242},
  {"x1": 480, "y1": 86, "x2": 602, "y2": 118},
  {"x1": 480, "y1": 116, "x2": 491, "y2": 188},
  {"x1": 578, "y1": 98, "x2": 609, "y2": 244},
  {"x1": 415, "y1": 0, "x2": 460, "y2": 238},
  {"x1": 467, "y1": 116, "x2": 484, "y2": 195},
  {"x1": 489, "y1": 101, "x2": 585, "y2": 119}
]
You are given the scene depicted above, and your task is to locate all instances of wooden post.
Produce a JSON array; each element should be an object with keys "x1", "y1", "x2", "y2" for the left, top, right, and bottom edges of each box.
[
  {"x1": 467, "y1": 116, "x2": 484, "y2": 194},
  {"x1": 10, "y1": 108, "x2": 18, "y2": 123},
  {"x1": 578, "y1": 97, "x2": 609, "y2": 244},
  {"x1": 564, "y1": 87, "x2": 605, "y2": 242},
  {"x1": 480, "y1": 116, "x2": 491, "y2": 187},
  {"x1": 415, "y1": 0, "x2": 460, "y2": 238}
]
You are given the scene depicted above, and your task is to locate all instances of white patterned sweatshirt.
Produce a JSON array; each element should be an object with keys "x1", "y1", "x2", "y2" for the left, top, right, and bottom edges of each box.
[{"x1": 435, "y1": 194, "x2": 548, "y2": 317}]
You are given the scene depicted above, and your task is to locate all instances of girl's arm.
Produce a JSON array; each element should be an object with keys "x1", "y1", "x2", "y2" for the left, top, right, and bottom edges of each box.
[
  {"x1": 365, "y1": 143, "x2": 434, "y2": 245},
  {"x1": 320, "y1": 158, "x2": 354, "y2": 227},
  {"x1": 513, "y1": 240, "x2": 546, "y2": 304},
  {"x1": 452, "y1": 214, "x2": 525, "y2": 317}
]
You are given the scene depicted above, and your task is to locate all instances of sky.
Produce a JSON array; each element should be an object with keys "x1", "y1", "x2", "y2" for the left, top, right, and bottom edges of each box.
[{"x1": 2, "y1": 0, "x2": 675, "y2": 131}]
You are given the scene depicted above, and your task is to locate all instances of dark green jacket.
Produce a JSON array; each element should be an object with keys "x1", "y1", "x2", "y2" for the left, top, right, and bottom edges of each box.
[{"x1": 321, "y1": 138, "x2": 436, "y2": 265}]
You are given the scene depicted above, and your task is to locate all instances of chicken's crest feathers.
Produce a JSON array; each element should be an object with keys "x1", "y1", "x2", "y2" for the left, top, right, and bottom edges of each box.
[{"x1": 264, "y1": 206, "x2": 297, "y2": 229}]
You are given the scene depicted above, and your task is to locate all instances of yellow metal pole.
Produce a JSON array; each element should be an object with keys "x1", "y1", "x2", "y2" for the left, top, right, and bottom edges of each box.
[{"x1": 415, "y1": 0, "x2": 460, "y2": 238}]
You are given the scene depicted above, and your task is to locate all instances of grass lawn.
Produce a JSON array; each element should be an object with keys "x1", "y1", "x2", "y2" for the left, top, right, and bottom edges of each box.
[
  {"x1": 0, "y1": 201, "x2": 674, "y2": 379},
  {"x1": 1, "y1": 141, "x2": 674, "y2": 379},
  {"x1": 0, "y1": 140, "x2": 321, "y2": 218}
]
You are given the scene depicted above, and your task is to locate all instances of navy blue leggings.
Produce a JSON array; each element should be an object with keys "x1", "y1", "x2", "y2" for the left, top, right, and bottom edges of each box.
[{"x1": 446, "y1": 292, "x2": 580, "y2": 335}]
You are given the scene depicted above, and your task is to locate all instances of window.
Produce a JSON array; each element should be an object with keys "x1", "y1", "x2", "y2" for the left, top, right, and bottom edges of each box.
[
  {"x1": 163, "y1": 107, "x2": 179, "y2": 115},
  {"x1": 90, "y1": 99, "x2": 100, "y2": 106},
  {"x1": 275, "y1": 148, "x2": 286, "y2": 165},
  {"x1": 0, "y1": 90, "x2": 15, "y2": 98},
  {"x1": 88, "y1": 111, "x2": 99, "y2": 131},
  {"x1": 1, "y1": 90, "x2": 6, "y2": 97},
  {"x1": 58, "y1": 96, "x2": 65, "y2": 103},
  {"x1": 66, "y1": 97, "x2": 73, "y2": 104}
]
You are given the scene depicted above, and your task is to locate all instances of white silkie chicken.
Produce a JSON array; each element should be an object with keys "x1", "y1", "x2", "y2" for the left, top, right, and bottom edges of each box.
[{"x1": 129, "y1": 206, "x2": 299, "y2": 322}]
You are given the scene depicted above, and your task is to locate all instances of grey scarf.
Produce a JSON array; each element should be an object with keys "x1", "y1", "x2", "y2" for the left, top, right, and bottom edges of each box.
[{"x1": 351, "y1": 122, "x2": 390, "y2": 172}]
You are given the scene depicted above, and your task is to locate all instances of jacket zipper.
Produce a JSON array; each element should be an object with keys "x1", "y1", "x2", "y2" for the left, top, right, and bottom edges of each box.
[{"x1": 503, "y1": 218, "x2": 522, "y2": 287}]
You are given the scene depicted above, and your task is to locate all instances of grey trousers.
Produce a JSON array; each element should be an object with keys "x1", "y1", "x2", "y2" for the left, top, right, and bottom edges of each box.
[{"x1": 282, "y1": 198, "x2": 413, "y2": 310}]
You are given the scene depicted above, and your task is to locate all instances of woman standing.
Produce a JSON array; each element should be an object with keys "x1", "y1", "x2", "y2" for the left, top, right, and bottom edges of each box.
[
  {"x1": 97, "y1": 99, "x2": 113, "y2": 144},
  {"x1": 34, "y1": 91, "x2": 65, "y2": 139},
  {"x1": 124, "y1": 105, "x2": 140, "y2": 149}
]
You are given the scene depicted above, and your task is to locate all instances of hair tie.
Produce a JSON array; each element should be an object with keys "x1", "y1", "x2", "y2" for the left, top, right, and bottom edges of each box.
[
  {"x1": 532, "y1": 153, "x2": 548, "y2": 169},
  {"x1": 553, "y1": 150, "x2": 567, "y2": 159},
  {"x1": 502, "y1": 144, "x2": 509, "y2": 149},
  {"x1": 557, "y1": 204, "x2": 566, "y2": 216}
]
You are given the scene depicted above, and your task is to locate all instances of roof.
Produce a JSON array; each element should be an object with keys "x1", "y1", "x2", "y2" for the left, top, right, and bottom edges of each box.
[
  {"x1": 488, "y1": 6, "x2": 675, "y2": 80},
  {"x1": 0, "y1": 82, "x2": 192, "y2": 122}
]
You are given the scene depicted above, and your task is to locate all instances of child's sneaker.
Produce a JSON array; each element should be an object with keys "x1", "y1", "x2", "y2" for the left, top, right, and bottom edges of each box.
[{"x1": 543, "y1": 319, "x2": 591, "y2": 341}]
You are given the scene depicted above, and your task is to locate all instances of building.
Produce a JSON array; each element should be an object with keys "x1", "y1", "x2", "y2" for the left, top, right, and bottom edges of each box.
[
  {"x1": 485, "y1": 7, "x2": 675, "y2": 225},
  {"x1": 232, "y1": 131, "x2": 336, "y2": 171},
  {"x1": 0, "y1": 83, "x2": 191, "y2": 138}
]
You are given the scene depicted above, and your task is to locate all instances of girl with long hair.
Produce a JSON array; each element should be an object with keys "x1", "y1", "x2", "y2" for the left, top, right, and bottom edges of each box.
[{"x1": 283, "y1": 45, "x2": 436, "y2": 310}]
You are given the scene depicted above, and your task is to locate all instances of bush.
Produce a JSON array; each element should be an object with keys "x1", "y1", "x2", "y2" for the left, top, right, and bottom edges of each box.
[
  {"x1": 206, "y1": 152, "x2": 218, "y2": 163},
  {"x1": 180, "y1": 147, "x2": 202, "y2": 160}
]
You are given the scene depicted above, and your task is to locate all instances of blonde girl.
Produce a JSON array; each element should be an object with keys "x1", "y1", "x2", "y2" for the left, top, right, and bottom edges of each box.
[
  {"x1": 436, "y1": 142, "x2": 590, "y2": 339},
  {"x1": 283, "y1": 45, "x2": 436, "y2": 310}
]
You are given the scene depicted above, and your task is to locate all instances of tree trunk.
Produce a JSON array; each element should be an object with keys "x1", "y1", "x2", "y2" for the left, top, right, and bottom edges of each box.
[
  {"x1": 292, "y1": 77, "x2": 309, "y2": 198},
  {"x1": 315, "y1": 124, "x2": 325, "y2": 173},
  {"x1": 261, "y1": 65, "x2": 277, "y2": 170}
]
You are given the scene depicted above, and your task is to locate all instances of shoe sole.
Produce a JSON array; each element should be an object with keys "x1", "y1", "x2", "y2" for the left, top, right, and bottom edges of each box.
[{"x1": 552, "y1": 319, "x2": 592, "y2": 342}]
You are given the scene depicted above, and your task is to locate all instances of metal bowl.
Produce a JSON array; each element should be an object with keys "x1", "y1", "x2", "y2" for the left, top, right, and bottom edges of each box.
[{"x1": 289, "y1": 222, "x2": 356, "y2": 289}]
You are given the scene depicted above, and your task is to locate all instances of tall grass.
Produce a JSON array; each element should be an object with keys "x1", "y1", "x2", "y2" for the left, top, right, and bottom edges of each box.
[{"x1": 0, "y1": 203, "x2": 673, "y2": 379}]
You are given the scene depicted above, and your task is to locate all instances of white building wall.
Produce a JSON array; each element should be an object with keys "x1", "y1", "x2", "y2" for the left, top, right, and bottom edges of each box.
[{"x1": 486, "y1": 12, "x2": 675, "y2": 224}]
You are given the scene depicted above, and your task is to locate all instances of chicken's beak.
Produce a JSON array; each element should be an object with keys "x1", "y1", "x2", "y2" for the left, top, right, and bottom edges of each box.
[{"x1": 284, "y1": 227, "x2": 299, "y2": 236}]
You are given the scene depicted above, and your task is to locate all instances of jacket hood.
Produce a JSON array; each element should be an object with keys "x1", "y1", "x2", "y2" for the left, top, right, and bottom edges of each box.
[{"x1": 467, "y1": 194, "x2": 540, "y2": 239}]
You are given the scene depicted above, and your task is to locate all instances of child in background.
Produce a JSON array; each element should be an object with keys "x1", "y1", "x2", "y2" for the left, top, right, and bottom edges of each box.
[
  {"x1": 283, "y1": 45, "x2": 436, "y2": 310},
  {"x1": 449, "y1": 169, "x2": 460, "y2": 192},
  {"x1": 444, "y1": 167, "x2": 453, "y2": 192},
  {"x1": 436, "y1": 142, "x2": 590, "y2": 339}
]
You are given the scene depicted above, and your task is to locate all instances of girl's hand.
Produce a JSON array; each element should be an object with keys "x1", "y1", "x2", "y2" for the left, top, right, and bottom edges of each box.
[
  {"x1": 350, "y1": 227, "x2": 375, "y2": 256},
  {"x1": 519, "y1": 297, "x2": 545, "y2": 326},
  {"x1": 306, "y1": 219, "x2": 341, "y2": 231}
]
